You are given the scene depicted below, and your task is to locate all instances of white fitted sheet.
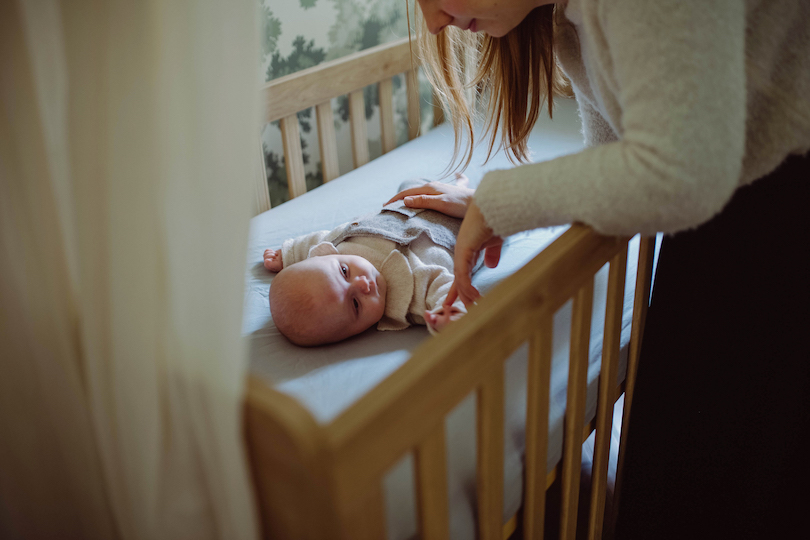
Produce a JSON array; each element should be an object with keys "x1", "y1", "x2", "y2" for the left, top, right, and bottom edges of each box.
[{"x1": 244, "y1": 98, "x2": 644, "y2": 539}]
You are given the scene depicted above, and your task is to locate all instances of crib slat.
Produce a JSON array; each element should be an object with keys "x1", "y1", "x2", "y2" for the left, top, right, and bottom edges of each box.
[
  {"x1": 560, "y1": 280, "x2": 594, "y2": 540},
  {"x1": 378, "y1": 78, "x2": 396, "y2": 154},
  {"x1": 280, "y1": 114, "x2": 307, "y2": 199},
  {"x1": 348, "y1": 89, "x2": 369, "y2": 169},
  {"x1": 588, "y1": 247, "x2": 628, "y2": 540},
  {"x1": 256, "y1": 138, "x2": 272, "y2": 213},
  {"x1": 337, "y1": 482, "x2": 387, "y2": 540},
  {"x1": 415, "y1": 424, "x2": 450, "y2": 540},
  {"x1": 524, "y1": 316, "x2": 554, "y2": 540},
  {"x1": 477, "y1": 366, "x2": 505, "y2": 540},
  {"x1": 405, "y1": 69, "x2": 420, "y2": 140},
  {"x1": 316, "y1": 101, "x2": 340, "y2": 183},
  {"x1": 611, "y1": 236, "x2": 656, "y2": 530}
]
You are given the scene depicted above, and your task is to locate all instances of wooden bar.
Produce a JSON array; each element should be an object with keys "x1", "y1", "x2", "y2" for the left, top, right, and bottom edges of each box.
[
  {"x1": 560, "y1": 280, "x2": 594, "y2": 540},
  {"x1": 523, "y1": 316, "x2": 554, "y2": 540},
  {"x1": 415, "y1": 425, "x2": 450, "y2": 540},
  {"x1": 405, "y1": 69, "x2": 420, "y2": 140},
  {"x1": 349, "y1": 89, "x2": 369, "y2": 169},
  {"x1": 378, "y1": 78, "x2": 396, "y2": 154},
  {"x1": 611, "y1": 236, "x2": 656, "y2": 530},
  {"x1": 279, "y1": 114, "x2": 307, "y2": 199},
  {"x1": 256, "y1": 138, "x2": 271, "y2": 213},
  {"x1": 477, "y1": 367, "x2": 505, "y2": 540},
  {"x1": 326, "y1": 228, "x2": 627, "y2": 503},
  {"x1": 338, "y1": 484, "x2": 386, "y2": 540},
  {"x1": 264, "y1": 37, "x2": 413, "y2": 123},
  {"x1": 315, "y1": 101, "x2": 340, "y2": 183},
  {"x1": 588, "y1": 248, "x2": 628, "y2": 540}
]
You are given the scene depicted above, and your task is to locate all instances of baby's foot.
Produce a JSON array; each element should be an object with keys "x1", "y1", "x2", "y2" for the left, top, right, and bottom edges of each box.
[
  {"x1": 263, "y1": 249, "x2": 283, "y2": 272},
  {"x1": 424, "y1": 305, "x2": 465, "y2": 333}
]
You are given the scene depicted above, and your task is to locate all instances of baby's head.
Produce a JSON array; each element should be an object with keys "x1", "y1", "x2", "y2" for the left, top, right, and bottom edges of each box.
[{"x1": 269, "y1": 254, "x2": 387, "y2": 346}]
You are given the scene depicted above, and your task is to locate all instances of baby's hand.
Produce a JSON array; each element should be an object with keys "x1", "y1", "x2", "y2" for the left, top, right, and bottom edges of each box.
[
  {"x1": 263, "y1": 249, "x2": 283, "y2": 272},
  {"x1": 424, "y1": 305, "x2": 465, "y2": 333}
]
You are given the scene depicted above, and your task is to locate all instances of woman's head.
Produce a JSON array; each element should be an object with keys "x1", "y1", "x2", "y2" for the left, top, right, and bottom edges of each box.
[
  {"x1": 417, "y1": 0, "x2": 550, "y2": 38},
  {"x1": 410, "y1": 1, "x2": 569, "y2": 169}
]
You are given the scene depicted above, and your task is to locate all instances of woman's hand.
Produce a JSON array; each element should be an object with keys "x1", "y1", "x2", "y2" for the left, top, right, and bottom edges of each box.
[
  {"x1": 444, "y1": 201, "x2": 503, "y2": 307},
  {"x1": 424, "y1": 305, "x2": 465, "y2": 333},
  {"x1": 385, "y1": 174, "x2": 474, "y2": 219}
]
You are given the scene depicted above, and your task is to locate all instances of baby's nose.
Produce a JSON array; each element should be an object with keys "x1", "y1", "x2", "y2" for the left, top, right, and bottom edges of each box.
[{"x1": 354, "y1": 275, "x2": 375, "y2": 294}]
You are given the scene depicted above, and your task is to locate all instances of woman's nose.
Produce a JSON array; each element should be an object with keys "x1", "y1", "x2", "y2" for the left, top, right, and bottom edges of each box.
[{"x1": 417, "y1": 0, "x2": 452, "y2": 35}]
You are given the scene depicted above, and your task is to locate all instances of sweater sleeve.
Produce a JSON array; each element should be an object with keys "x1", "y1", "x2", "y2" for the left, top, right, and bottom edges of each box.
[
  {"x1": 476, "y1": 0, "x2": 746, "y2": 236},
  {"x1": 280, "y1": 230, "x2": 331, "y2": 267}
]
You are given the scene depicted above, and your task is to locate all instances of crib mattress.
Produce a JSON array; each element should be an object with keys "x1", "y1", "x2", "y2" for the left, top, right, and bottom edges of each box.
[{"x1": 244, "y1": 98, "x2": 642, "y2": 539}]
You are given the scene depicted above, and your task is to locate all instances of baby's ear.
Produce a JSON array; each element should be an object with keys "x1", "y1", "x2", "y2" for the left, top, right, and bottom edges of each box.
[{"x1": 308, "y1": 241, "x2": 339, "y2": 258}]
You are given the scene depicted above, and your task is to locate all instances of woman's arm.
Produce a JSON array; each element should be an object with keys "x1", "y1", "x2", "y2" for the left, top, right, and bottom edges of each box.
[{"x1": 476, "y1": 0, "x2": 746, "y2": 237}]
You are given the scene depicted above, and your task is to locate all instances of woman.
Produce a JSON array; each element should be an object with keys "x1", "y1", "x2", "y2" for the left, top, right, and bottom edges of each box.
[{"x1": 393, "y1": 1, "x2": 810, "y2": 537}]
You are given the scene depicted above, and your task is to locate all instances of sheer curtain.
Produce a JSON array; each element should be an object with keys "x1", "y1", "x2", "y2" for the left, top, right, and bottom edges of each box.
[{"x1": 1, "y1": 1, "x2": 259, "y2": 538}]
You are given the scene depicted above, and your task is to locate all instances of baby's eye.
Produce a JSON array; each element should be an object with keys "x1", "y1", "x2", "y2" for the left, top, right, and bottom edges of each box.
[
  {"x1": 353, "y1": 298, "x2": 359, "y2": 313},
  {"x1": 341, "y1": 264, "x2": 348, "y2": 277}
]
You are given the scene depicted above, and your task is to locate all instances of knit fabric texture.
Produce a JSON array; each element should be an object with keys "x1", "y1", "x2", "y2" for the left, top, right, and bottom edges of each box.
[{"x1": 475, "y1": 0, "x2": 810, "y2": 236}]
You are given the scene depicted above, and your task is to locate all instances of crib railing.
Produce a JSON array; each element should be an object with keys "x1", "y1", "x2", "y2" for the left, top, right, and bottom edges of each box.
[
  {"x1": 245, "y1": 227, "x2": 656, "y2": 540},
  {"x1": 260, "y1": 37, "x2": 436, "y2": 212}
]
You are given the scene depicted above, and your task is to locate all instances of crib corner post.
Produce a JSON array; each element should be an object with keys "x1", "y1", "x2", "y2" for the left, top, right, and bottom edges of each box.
[{"x1": 243, "y1": 376, "x2": 342, "y2": 540}]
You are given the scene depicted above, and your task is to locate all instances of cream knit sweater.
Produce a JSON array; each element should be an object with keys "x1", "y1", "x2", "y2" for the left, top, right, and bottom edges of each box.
[{"x1": 475, "y1": 0, "x2": 810, "y2": 236}]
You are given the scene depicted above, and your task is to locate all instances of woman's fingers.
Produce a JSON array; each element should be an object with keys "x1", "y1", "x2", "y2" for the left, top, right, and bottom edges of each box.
[
  {"x1": 443, "y1": 282, "x2": 459, "y2": 308},
  {"x1": 483, "y1": 241, "x2": 502, "y2": 268},
  {"x1": 385, "y1": 185, "x2": 436, "y2": 205},
  {"x1": 452, "y1": 201, "x2": 496, "y2": 307},
  {"x1": 385, "y1": 181, "x2": 474, "y2": 218}
]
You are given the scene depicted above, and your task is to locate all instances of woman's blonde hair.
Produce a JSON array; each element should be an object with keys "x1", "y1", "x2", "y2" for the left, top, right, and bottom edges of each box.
[{"x1": 410, "y1": 4, "x2": 570, "y2": 171}]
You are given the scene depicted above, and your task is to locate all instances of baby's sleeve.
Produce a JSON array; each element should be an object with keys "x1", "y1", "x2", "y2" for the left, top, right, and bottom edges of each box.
[{"x1": 280, "y1": 230, "x2": 331, "y2": 267}]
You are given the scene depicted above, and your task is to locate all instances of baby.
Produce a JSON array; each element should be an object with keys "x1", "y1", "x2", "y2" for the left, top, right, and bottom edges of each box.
[{"x1": 265, "y1": 177, "x2": 475, "y2": 346}]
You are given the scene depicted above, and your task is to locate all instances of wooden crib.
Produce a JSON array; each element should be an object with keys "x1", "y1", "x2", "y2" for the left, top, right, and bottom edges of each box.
[{"x1": 245, "y1": 37, "x2": 656, "y2": 540}]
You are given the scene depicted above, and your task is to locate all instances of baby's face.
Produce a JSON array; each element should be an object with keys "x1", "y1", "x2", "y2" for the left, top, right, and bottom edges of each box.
[{"x1": 296, "y1": 254, "x2": 387, "y2": 343}]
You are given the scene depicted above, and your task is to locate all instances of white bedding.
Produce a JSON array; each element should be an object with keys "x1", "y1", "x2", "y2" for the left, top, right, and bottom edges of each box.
[{"x1": 244, "y1": 98, "x2": 643, "y2": 539}]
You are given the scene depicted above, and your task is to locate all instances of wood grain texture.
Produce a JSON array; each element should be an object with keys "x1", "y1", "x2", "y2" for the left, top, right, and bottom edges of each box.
[
  {"x1": 378, "y1": 78, "x2": 396, "y2": 154},
  {"x1": 405, "y1": 69, "x2": 420, "y2": 140},
  {"x1": 279, "y1": 114, "x2": 307, "y2": 199},
  {"x1": 256, "y1": 138, "x2": 271, "y2": 214},
  {"x1": 610, "y1": 236, "x2": 656, "y2": 533},
  {"x1": 415, "y1": 425, "x2": 450, "y2": 540},
  {"x1": 349, "y1": 89, "x2": 369, "y2": 169},
  {"x1": 337, "y1": 484, "x2": 386, "y2": 540},
  {"x1": 523, "y1": 317, "x2": 554, "y2": 540},
  {"x1": 264, "y1": 38, "x2": 414, "y2": 123},
  {"x1": 244, "y1": 376, "x2": 337, "y2": 540},
  {"x1": 315, "y1": 101, "x2": 340, "y2": 183},
  {"x1": 588, "y1": 248, "x2": 628, "y2": 540},
  {"x1": 560, "y1": 281, "x2": 594, "y2": 540},
  {"x1": 477, "y1": 366, "x2": 505, "y2": 540}
]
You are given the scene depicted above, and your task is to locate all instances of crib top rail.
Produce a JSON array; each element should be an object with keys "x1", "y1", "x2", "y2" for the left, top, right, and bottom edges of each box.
[
  {"x1": 263, "y1": 37, "x2": 415, "y2": 124},
  {"x1": 259, "y1": 37, "x2": 428, "y2": 212}
]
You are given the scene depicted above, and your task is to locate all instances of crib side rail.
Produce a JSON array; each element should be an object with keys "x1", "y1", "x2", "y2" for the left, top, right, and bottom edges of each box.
[
  {"x1": 262, "y1": 37, "x2": 423, "y2": 205},
  {"x1": 244, "y1": 227, "x2": 656, "y2": 540},
  {"x1": 323, "y1": 226, "x2": 651, "y2": 540}
]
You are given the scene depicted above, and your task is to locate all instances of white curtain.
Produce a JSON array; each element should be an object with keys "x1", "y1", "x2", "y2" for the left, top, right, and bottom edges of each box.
[{"x1": 0, "y1": 1, "x2": 260, "y2": 538}]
